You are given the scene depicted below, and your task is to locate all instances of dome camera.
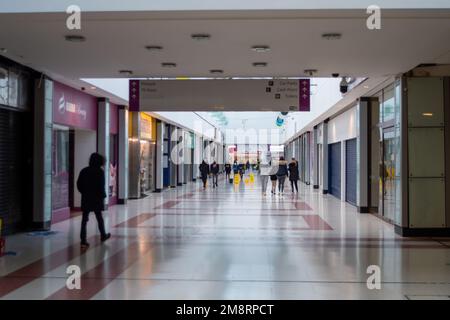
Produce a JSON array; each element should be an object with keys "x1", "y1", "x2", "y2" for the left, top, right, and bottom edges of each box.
[
  {"x1": 332, "y1": 73, "x2": 340, "y2": 78},
  {"x1": 340, "y1": 77, "x2": 349, "y2": 94}
]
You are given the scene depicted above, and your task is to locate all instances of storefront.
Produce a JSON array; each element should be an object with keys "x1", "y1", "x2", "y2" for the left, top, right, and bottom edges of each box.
[
  {"x1": 0, "y1": 58, "x2": 34, "y2": 235},
  {"x1": 52, "y1": 82, "x2": 98, "y2": 223},
  {"x1": 109, "y1": 103, "x2": 119, "y2": 205},
  {"x1": 139, "y1": 113, "x2": 156, "y2": 194}
]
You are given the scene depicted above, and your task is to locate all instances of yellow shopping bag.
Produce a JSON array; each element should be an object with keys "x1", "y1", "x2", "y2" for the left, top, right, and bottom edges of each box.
[
  {"x1": 234, "y1": 174, "x2": 240, "y2": 185},
  {"x1": 249, "y1": 173, "x2": 255, "y2": 183}
]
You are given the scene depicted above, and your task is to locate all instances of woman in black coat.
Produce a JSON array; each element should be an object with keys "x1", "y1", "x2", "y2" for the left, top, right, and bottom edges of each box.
[
  {"x1": 76, "y1": 153, "x2": 111, "y2": 249},
  {"x1": 288, "y1": 158, "x2": 300, "y2": 193},
  {"x1": 199, "y1": 160, "x2": 210, "y2": 189},
  {"x1": 276, "y1": 156, "x2": 289, "y2": 194}
]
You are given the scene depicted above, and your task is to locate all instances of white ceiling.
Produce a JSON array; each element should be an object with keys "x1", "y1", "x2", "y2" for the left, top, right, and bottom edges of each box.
[{"x1": 0, "y1": 9, "x2": 450, "y2": 81}]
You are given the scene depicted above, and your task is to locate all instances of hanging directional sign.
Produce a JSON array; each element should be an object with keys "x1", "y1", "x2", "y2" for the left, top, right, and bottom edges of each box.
[
  {"x1": 129, "y1": 79, "x2": 311, "y2": 112},
  {"x1": 299, "y1": 79, "x2": 310, "y2": 112}
]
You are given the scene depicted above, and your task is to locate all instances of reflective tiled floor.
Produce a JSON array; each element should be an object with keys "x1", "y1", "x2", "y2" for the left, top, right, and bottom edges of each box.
[{"x1": 1, "y1": 172, "x2": 450, "y2": 300}]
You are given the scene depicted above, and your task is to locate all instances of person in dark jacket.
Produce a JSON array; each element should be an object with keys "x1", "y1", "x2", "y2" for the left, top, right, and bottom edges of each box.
[
  {"x1": 225, "y1": 163, "x2": 232, "y2": 181},
  {"x1": 199, "y1": 160, "x2": 210, "y2": 189},
  {"x1": 276, "y1": 156, "x2": 289, "y2": 194},
  {"x1": 288, "y1": 157, "x2": 299, "y2": 193},
  {"x1": 210, "y1": 161, "x2": 219, "y2": 188},
  {"x1": 76, "y1": 153, "x2": 111, "y2": 249}
]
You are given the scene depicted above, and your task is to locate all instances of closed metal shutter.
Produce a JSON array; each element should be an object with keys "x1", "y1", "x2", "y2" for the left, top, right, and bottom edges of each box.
[
  {"x1": 328, "y1": 142, "x2": 341, "y2": 199},
  {"x1": 345, "y1": 138, "x2": 357, "y2": 205},
  {"x1": 0, "y1": 109, "x2": 24, "y2": 234}
]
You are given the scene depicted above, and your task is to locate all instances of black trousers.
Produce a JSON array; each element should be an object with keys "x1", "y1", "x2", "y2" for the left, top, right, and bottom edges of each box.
[
  {"x1": 290, "y1": 180, "x2": 298, "y2": 192},
  {"x1": 80, "y1": 211, "x2": 106, "y2": 243},
  {"x1": 201, "y1": 176, "x2": 207, "y2": 188}
]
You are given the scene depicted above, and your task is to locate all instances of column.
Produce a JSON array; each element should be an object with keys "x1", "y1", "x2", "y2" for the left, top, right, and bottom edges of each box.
[
  {"x1": 118, "y1": 106, "x2": 129, "y2": 204},
  {"x1": 356, "y1": 98, "x2": 370, "y2": 213},
  {"x1": 32, "y1": 77, "x2": 53, "y2": 230},
  {"x1": 155, "y1": 120, "x2": 164, "y2": 192},
  {"x1": 322, "y1": 120, "x2": 329, "y2": 194},
  {"x1": 128, "y1": 112, "x2": 141, "y2": 199},
  {"x1": 340, "y1": 140, "x2": 346, "y2": 202},
  {"x1": 177, "y1": 128, "x2": 184, "y2": 186},
  {"x1": 312, "y1": 126, "x2": 319, "y2": 188},
  {"x1": 305, "y1": 132, "x2": 311, "y2": 185},
  {"x1": 97, "y1": 99, "x2": 110, "y2": 207}
]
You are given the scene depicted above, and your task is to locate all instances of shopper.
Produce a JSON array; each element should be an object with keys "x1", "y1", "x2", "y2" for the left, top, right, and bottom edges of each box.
[
  {"x1": 210, "y1": 160, "x2": 219, "y2": 188},
  {"x1": 276, "y1": 156, "x2": 289, "y2": 194},
  {"x1": 289, "y1": 157, "x2": 299, "y2": 193},
  {"x1": 199, "y1": 160, "x2": 210, "y2": 189},
  {"x1": 225, "y1": 163, "x2": 232, "y2": 182},
  {"x1": 239, "y1": 162, "x2": 244, "y2": 179},
  {"x1": 76, "y1": 152, "x2": 111, "y2": 250},
  {"x1": 270, "y1": 173, "x2": 278, "y2": 195},
  {"x1": 259, "y1": 152, "x2": 272, "y2": 196}
]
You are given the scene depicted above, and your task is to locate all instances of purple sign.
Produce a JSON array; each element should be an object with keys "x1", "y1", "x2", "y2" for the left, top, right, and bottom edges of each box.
[
  {"x1": 53, "y1": 81, "x2": 98, "y2": 130},
  {"x1": 129, "y1": 79, "x2": 140, "y2": 111},
  {"x1": 299, "y1": 79, "x2": 310, "y2": 112}
]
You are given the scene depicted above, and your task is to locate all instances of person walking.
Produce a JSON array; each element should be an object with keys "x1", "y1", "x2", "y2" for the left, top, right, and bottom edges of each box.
[
  {"x1": 259, "y1": 152, "x2": 272, "y2": 196},
  {"x1": 270, "y1": 173, "x2": 278, "y2": 195},
  {"x1": 276, "y1": 156, "x2": 289, "y2": 195},
  {"x1": 76, "y1": 152, "x2": 111, "y2": 250},
  {"x1": 210, "y1": 160, "x2": 219, "y2": 188},
  {"x1": 225, "y1": 163, "x2": 232, "y2": 182},
  {"x1": 289, "y1": 157, "x2": 299, "y2": 193},
  {"x1": 199, "y1": 160, "x2": 210, "y2": 189}
]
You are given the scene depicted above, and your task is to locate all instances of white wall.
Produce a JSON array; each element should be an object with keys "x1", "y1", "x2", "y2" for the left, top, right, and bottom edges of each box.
[
  {"x1": 327, "y1": 106, "x2": 357, "y2": 144},
  {"x1": 73, "y1": 129, "x2": 97, "y2": 208}
]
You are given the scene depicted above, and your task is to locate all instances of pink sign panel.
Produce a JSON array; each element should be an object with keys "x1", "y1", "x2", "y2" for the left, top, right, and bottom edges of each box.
[
  {"x1": 129, "y1": 79, "x2": 140, "y2": 111},
  {"x1": 299, "y1": 79, "x2": 310, "y2": 112},
  {"x1": 53, "y1": 82, "x2": 98, "y2": 130}
]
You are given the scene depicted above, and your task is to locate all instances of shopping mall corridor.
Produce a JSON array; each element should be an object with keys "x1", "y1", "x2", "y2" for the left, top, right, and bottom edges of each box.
[{"x1": 1, "y1": 172, "x2": 450, "y2": 300}]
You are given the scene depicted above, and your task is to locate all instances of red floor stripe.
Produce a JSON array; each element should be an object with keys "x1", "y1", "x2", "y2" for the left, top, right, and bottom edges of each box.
[
  {"x1": 46, "y1": 241, "x2": 152, "y2": 300},
  {"x1": 0, "y1": 236, "x2": 98, "y2": 298},
  {"x1": 302, "y1": 215, "x2": 333, "y2": 230},
  {"x1": 154, "y1": 200, "x2": 180, "y2": 209},
  {"x1": 113, "y1": 213, "x2": 156, "y2": 228}
]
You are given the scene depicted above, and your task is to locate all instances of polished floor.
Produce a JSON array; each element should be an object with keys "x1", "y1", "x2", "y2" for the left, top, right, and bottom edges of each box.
[{"x1": 1, "y1": 172, "x2": 450, "y2": 300}]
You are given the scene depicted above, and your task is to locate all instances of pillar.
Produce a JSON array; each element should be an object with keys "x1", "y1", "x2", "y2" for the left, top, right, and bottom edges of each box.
[
  {"x1": 32, "y1": 77, "x2": 53, "y2": 230},
  {"x1": 155, "y1": 120, "x2": 164, "y2": 192},
  {"x1": 118, "y1": 106, "x2": 129, "y2": 204},
  {"x1": 97, "y1": 99, "x2": 110, "y2": 207},
  {"x1": 128, "y1": 112, "x2": 141, "y2": 199},
  {"x1": 356, "y1": 98, "x2": 370, "y2": 213},
  {"x1": 322, "y1": 120, "x2": 329, "y2": 194},
  {"x1": 177, "y1": 128, "x2": 184, "y2": 186},
  {"x1": 312, "y1": 126, "x2": 319, "y2": 188}
]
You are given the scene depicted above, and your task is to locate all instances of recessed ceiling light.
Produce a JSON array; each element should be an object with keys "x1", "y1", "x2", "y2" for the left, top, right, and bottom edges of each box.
[
  {"x1": 304, "y1": 69, "x2": 318, "y2": 76},
  {"x1": 191, "y1": 33, "x2": 211, "y2": 40},
  {"x1": 321, "y1": 33, "x2": 342, "y2": 40},
  {"x1": 162, "y1": 62, "x2": 177, "y2": 68},
  {"x1": 64, "y1": 35, "x2": 86, "y2": 42},
  {"x1": 90, "y1": 86, "x2": 96, "y2": 90},
  {"x1": 363, "y1": 85, "x2": 370, "y2": 89},
  {"x1": 251, "y1": 45, "x2": 270, "y2": 53},
  {"x1": 422, "y1": 112, "x2": 433, "y2": 117},
  {"x1": 210, "y1": 69, "x2": 224, "y2": 74},
  {"x1": 252, "y1": 62, "x2": 268, "y2": 67},
  {"x1": 119, "y1": 70, "x2": 133, "y2": 75},
  {"x1": 145, "y1": 45, "x2": 163, "y2": 51}
]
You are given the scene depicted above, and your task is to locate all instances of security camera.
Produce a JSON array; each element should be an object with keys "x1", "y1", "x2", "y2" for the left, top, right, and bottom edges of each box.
[
  {"x1": 340, "y1": 77, "x2": 349, "y2": 94},
  {"x1": 332, "y1": 73, "x2": 340, "y2": 78}
]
